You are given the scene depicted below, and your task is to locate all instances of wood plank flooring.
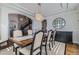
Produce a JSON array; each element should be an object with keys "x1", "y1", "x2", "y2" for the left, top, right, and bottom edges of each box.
[
  {"x1": 0, "y1": 40, "x2": 13, "y2": 50},
  {"x1": 1, "y1": 40, "x2": 79, "y2": 55},
  {"x1": 65, "y1": 43, "x2": 79, "y2": 55}
]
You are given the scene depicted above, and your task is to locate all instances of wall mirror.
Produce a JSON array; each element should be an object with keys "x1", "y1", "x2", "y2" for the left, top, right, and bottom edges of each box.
[{"x1": 52, "y1": 17, "x2": 66, "y2": 29}]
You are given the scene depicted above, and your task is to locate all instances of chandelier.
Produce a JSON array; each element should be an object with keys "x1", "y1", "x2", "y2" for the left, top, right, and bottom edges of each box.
[{"x1": 35, "y1": 3, "x2": 44, "y2": 22}]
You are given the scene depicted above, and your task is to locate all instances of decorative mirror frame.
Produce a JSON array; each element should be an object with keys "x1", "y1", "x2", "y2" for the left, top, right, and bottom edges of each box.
[{"x1": 52, "y1": 17, "x2": 66, "y2": 29}]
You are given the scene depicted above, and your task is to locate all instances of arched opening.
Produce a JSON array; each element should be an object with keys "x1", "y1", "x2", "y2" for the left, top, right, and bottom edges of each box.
[{"x1": 8, "y1": 14, "x2": 32, "y2": 37}]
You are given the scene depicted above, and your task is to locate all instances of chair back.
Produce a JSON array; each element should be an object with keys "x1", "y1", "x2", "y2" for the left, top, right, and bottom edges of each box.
[
  {"x1": 47, "y1": 30, "x2": 52, "y2": 42},
  {"x1": 28, "y1": 30, "x2": 32, "y2": 35},
  {"x1": 30, "y1": 30, "x2": 43, "y2": 55},
  {"x1": 52, "y1": 30, "x2": 56, "y2": 41},
  {"x1": 13, "y1": 30, "x2": 22, "y2": 37}
]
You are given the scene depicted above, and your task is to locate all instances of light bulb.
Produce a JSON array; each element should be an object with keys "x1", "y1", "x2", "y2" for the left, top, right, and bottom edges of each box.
[{"x1": 35, "y1": 13, "x2": 44, "y2": 21}]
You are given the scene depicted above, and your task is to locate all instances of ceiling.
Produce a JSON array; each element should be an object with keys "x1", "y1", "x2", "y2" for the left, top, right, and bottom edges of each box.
[{"x1": 3, "y1": 3, "x2": 79, "y2": 17}]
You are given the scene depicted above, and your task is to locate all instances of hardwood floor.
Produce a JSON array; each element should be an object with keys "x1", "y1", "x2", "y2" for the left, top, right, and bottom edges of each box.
[
  {"x1": 0, "y1": 40, "x2": 13, "y2": 50},
  {"x1": 1, "y1": 40, "x2": 79, "y2": 55},
  {"x1": 65, "y1": 43, "x2": 79, "y2": 55}
]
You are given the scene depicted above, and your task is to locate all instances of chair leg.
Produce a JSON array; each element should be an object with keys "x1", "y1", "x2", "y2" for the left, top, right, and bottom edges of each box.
[
  {"x1": 40, "y1": 47, "x2": 42, "y2": 55},
  {"x1": 51, "y1": 41, "x2": 53, "y2": 48},
  {"x1": 45, "y1": 45, "x2": 47, "y2": 55},
  {"x1": 13, "y1": 45, "x2": 15, "y2": 52},
  {"x1": 49, "y1": 43, "x2": 51, "y2": 50},
  {"x1": 19, "y1": 52, "x2": 23, "y2": 55},
  {"x1": 15, "y1": 47, "x2": 17, "y2": 55},
  {"x1": 40, "y1": 51, "x2": 41, "y2": 55},
  {"x1": 53, "y1": 40, "x2": 55, "y2": 45}
]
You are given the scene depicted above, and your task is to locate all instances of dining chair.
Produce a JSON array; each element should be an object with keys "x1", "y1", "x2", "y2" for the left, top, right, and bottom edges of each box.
[
  {"x1": 13, "y1": 30, "x2": 22, "y2": 37},
  {"x1": 13, "y1": 30, "x2": 23, "y2": 54},
  {"x1": 42, "y1": 30, "x2": 52, "y2": 55},
  {"x1": 51, "y1": 30, "x2": 56, "y2": 47},
  {"x1": 18, "y1": 30, "x2": 44, "y2": 55},
  {"x1": 28, "y1": 30, "x2": 32, "y2": 35},
  {"x1": 12, "y1": 30, "x2": 33, "y2": 54}
]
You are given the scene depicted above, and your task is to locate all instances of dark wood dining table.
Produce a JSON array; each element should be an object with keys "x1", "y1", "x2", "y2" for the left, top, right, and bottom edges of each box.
[
  {"x1": 9, "y1": 35, "x2": 33, "y2": 47},
  {"x1": 9, "y1": 35, "x2": 33, "y2": 54}
]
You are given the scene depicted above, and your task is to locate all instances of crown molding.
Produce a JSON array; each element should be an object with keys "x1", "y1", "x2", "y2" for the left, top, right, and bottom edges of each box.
[
  {"x1": 45, "y1": 8, "x2": 78, "y2": 19},
  {"x1": 0, "y1": 3, "x2": 79, "y2": 20},
  {"x1": 14, "y1": 3, "x2": 79, "y2": 19},
  {"x1": 0, "y1": 4, "x2": 34, "y2": 19},
  {"x1": 12, "y1": 4, "x2": 34, "y2": 16}
]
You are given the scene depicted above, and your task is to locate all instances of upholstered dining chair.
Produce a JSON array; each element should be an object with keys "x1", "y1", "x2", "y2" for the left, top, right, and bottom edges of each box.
[
  {"x1": 51, "y1": 30, "x2": 56, "y2": 47},
  {"x1": 13, "y1": 30, "x2": 22, "y2": 37},
  {"x1": 42, "y1": 30, "x2": 52, "y2": 55},
  {"x1": 12, "y1": 30, "x2": 33, "y2": 55},
  {"x1": 18, "y1": 30, "x2": 44, "y2": 55},
  {"x1": 28, "y1": 30, "x2": 32, "y2": 35},
  {"x1": 12, "y1": 30, "x2": 23, "y2": 54}
]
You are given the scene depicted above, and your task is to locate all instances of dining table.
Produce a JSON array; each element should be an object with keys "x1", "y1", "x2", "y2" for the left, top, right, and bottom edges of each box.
[
  {"x1": 9, "y1": 34, "x2": 33, "y2": 47},
  {"x1": 9, "y1": 34, "x2": 33, "y2": 54}
]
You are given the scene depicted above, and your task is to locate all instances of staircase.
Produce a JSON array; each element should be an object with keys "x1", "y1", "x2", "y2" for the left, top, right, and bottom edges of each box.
[{"x1": 20, "y1": 18, "x2": 32, "y2": 35}]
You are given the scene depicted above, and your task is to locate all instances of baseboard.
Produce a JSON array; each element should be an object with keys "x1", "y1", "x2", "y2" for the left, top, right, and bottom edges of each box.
[{"x1": 73, "y1": 41, "x2": 79, "y2": 45}]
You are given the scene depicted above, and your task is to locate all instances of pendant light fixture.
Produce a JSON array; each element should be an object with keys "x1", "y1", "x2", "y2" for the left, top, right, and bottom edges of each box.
[{"x1": 35, "y1": 3, "x2": 44, "y2": 22}]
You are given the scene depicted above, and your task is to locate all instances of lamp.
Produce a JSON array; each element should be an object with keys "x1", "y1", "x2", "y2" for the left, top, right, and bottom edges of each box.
[{"x1": 35, "y1": 3, "x2": 44, "y2": 22}]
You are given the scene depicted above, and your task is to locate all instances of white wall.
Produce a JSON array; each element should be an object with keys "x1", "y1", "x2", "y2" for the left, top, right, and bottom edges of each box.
[
  {"x1": 45, "y1": 10, "x2": 79, "y2": 44},
  {"x1": 0, "y1": 7, "x2": 30, "y2": 42},
  {"x1": 31, "y1": 9, "x2": 79, "y2": 44},
  {"x1": 1, "y1": 5, "x2": 79, "y2": 44},
  {"x1": 0, "y1": 6, "x2": 41, "y2": 42},
  {"x1": 32, "y1": 20, "x2": 42, "y2": 33},
  {"x1": 0, "y1": 8, "x2": 1, "y2": 40}
]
